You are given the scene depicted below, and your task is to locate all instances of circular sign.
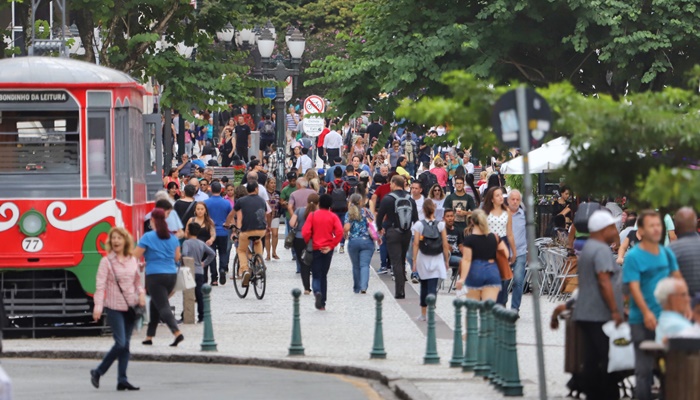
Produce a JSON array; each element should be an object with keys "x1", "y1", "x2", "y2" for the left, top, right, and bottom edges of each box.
[
  {"x1": 303, "y1": 95, "x2": 326, "y2": 115},
  {"x1": 303, "y1": 116, "x2": 325, "y2": 137},
  {"x1": 491, "y1": 88, "x2": 552, "y2": 147}
]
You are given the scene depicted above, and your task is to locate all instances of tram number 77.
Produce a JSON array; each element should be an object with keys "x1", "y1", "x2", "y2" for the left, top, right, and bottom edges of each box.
[{"x1": 21, "y1": 237, "x2": 44, "y2": 253}]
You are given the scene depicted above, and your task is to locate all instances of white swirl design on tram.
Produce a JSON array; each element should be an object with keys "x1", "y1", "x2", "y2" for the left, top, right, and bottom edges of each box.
[
  {"x1": 46, "y1": 201, "x2": 125, "y2": 232},
  {"x1": 0, "y1": 203, "x2": 20, "y2": 232}
]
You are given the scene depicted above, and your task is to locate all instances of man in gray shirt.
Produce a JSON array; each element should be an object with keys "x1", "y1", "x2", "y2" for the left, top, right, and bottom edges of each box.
[
  {"x1": 572, "y1": 210, "x2": 624, "y2": 400},
  {"x1": 506, "y1": 190, "x2": 528, "y2": 311},
  {"x1": 669, "y1": 207, "x2": 700, "y2": 296}
]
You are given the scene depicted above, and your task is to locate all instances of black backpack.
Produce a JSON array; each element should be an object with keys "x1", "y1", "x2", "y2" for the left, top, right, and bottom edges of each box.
[
  {"x1": 573, "y1": 202, "x2": 602, "y2": 234},
  {"x1": 419, "y1": 220, "x2": 443, "y2": 255},
  {"x1": 330, "y1": 181, "x2": 348, "y2": 212},
  {"x1": 344, "y1": 175, "x2": 359, "y2": 192},
  {"x1": 389, "y1": 193, "x2": 414, "y2": 232},
  {"x1": 418, "y1": 171, "x2": 438, "y2": 197},
  {"x1": 261, "y1": 120, "x2": 275, "y2": 136}
]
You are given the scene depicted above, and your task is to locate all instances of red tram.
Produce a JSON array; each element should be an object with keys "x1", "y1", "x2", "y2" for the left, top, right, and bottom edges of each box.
[{"x1": 0, "y1": 57, "x2": 162, "y2": 335}]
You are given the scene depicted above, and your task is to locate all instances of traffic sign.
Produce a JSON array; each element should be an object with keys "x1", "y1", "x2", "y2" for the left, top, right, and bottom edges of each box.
[
  {"x1": 263, "y1": 87, "x2": 276, "y2": 99},
  {"x1": 284, "y1": 76, "x2": 292, "y2": 102},
  {"x1": 303, "y1": 116, "x2": 325, "y2": 137},
  {"x1": 303, "y1": 95, "x2": 325, "y2": 115},
  {"x1": 491, "y1": 88, "x2": 551, "y2": 147}
]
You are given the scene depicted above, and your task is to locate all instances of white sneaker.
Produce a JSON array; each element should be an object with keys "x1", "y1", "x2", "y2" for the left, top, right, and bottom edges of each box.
[{"x1": 416, "y1": 315, "x2": 427, "y2": 322}]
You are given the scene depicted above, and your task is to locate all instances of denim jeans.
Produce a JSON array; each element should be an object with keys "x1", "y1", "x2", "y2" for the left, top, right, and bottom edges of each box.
[
  {"x1": 311, "y1": 250, "x2": 333, "y2": 307},
  {"x1": 212, "y1": 235, "x2": 230, "y2": 277},
  {"x1": 334, "y1": 212, "x2": 346, "y2": 246},
  {"x1": 510, "y1": 254, "x2": 528, "y2": 311},
  {"x1": 420, "y1": 278, "x2": 439, "y2": 307},
  {"x1": 348, "y1": 238, "x2": 374, "y2": 293},
  {"x1": 96, "y1": 308, "x2": 135, "y2": 384},
  {"x1": 406, "y1": 162, "x2": 416, "y2": 178}
]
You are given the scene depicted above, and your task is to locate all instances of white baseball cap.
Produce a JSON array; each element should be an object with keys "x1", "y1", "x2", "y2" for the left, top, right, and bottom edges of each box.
[{"x1": 587, "y1": 210, "x2": 621, "y2": 233}]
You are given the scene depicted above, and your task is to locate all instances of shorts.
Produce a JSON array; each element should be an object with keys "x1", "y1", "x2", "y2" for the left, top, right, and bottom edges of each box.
[
  {"x1": 271, "y1": 218, "x2": 280, "y2": 229},
  {"x1": 465, "y1": 259, "x2": 501, "y2": 290},
  {"x1": 260, "y1": 137, "x2": 275, "y2": 152}
]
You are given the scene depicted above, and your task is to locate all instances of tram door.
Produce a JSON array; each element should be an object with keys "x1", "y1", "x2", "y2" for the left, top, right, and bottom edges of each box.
[{"x1": 143, "y1": 114, "x2": 162, "y2": 200}]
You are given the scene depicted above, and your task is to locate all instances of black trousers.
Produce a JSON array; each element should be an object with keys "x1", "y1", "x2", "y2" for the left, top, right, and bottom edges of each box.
[
  {"x1": 145, "y1": 273, "x2": 178, "y2": 338},
  {"x1": 293, "y1": 237, "x2": 311, "y2": 291},
  {"x1": 578, "y1": 321, "x2": 620, "y2": 400},
  {"x1": 326, "y1": 148, "x2": 340, "y2": 162},
  {"x1": 236, "y1": 145, "x2": 248, "y2": 162},
  {"x1": 386, "y1": 228, "x2": 412, "y2": 297},
  {"x1": 194, "y1": 273, "x2": 204, "y2": 321}
]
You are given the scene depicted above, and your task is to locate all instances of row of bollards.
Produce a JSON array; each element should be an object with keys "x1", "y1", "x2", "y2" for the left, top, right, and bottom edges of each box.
[{"x1": 219, "y1": 289, "x2": 523, "y2": 397}]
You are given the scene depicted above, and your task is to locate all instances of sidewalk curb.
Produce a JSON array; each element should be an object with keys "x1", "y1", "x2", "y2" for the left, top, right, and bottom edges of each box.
[{"x1": 3, "y1": 350, "x2": 426, "y2": 400}]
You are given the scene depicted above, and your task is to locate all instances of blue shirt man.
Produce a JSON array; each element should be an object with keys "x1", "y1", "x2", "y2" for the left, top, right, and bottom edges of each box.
[
  {"x1": 203, "y1": 182, "x2": 233, "y2": 285},
  {"x1": 623, "y1": 246, "x2": 679, "y2": 324}
]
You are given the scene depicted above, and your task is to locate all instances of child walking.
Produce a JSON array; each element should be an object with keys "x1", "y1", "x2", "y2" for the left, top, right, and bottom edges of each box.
[{"x1": 182, "y1": 222, "x2": 216, "y2": 322}]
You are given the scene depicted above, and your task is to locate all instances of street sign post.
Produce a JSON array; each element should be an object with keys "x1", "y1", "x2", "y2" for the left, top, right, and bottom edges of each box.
[{"x1": 492, "y1": 86, "x2": 551, "y2": 400}]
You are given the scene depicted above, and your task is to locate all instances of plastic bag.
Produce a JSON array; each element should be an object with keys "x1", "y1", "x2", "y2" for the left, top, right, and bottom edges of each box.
[{"x1": 602, "y1": 321, "x2": 635, "y2": 373}]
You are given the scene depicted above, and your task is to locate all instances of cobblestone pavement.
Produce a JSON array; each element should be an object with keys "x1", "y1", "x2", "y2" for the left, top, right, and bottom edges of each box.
[{"x1": 6, "y1": 241, "x2": 571, "y2": 399}]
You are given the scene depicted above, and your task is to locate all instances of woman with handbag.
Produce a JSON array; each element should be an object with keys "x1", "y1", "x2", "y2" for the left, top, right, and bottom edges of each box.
[
  {"x1": 455, "y1": 209, "x2": 508, "y2": 302},
  {"x1": 290, "y1": 193, "x2": 319, "y2": 294},
  {"x1": 344, "y1": 193, "x2": 380, "y2": 294},
  {"x1": 133, "y1": 208, "x2": 184, "y2": 347},
  {"x1": 482, "y1": 187, "x2": 516, "y2": 305},
  {"x1": 90, "y1": 227, "x2": 144, "y2": 391}
]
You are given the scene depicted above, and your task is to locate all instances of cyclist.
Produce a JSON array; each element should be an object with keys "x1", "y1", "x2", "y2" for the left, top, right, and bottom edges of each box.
[{"x1": 232, "y1": 182, "x2": 270, "y2": 287}]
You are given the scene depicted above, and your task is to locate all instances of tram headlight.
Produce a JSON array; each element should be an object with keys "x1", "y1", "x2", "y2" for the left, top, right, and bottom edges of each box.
[{"x1": 19, "y1": 210, "x2": 46, "y2": 237}]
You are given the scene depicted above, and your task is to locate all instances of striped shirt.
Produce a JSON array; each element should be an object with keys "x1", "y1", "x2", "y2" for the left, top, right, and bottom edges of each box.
[
  {"x1": 669, "y1": 233, "x2": 700, "y2": 296},
  {"x1": 93, "y1": 253, "x2": 144, "y2": 314},
  {"x1": 286, "y1": 113, "x2": 299, "y2": 132}
]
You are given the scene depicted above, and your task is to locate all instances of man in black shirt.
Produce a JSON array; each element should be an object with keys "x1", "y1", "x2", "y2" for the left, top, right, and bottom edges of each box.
[
  {"x1": 375, "y1": 175, "x2": 418, "y2": 299},
  {"x1": 234, "y1": 116, "x2": 252, "y2": 162},
  {"x1": 232, "y1": 182, "x2": 269, "y2": 287},
  {"x1": 366, "y1": 118, "x2": 383, "y2": 143}
]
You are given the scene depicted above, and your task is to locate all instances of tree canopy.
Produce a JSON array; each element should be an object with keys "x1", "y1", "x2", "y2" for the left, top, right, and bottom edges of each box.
[{"x1": 308, "y1": 0, "x2": 700, "y2": 120}]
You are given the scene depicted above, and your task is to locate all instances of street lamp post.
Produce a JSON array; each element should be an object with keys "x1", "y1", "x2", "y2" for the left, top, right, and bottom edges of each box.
[{"x1": 256, "y1": 27, "x2": 305, "y2": 190}]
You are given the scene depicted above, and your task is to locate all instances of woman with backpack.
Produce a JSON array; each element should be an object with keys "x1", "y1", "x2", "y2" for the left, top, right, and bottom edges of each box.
[
  {"x1": 411, "y1": 199, "x2": 449, "y2": 321},
  {"x1": 344, "y1": 194, "x2": 379, "y2": 294}
]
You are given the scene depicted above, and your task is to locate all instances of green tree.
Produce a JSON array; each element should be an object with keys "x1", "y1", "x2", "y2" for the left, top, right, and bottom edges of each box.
[
  {"x1": 308, "y1": 0, "x2": 700, "y2": 121},
  {"x1": 396, "y1": 70, "x2": 700, "y2": 210}
]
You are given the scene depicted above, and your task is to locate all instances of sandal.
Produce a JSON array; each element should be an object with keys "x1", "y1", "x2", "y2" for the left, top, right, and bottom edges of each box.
[
  {"x1": 273, "y1": 254, "x2": 280, "y2": 260},
  {"x1": 210, "y1": 281, "x2": 218, "y2": 286}
]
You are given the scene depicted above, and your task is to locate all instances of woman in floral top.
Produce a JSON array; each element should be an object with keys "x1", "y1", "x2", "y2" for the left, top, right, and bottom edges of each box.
[
  {"x1": 265, "y1": 177, "x2": 281, "y2": 260},
  {"x1": 344, "y1": 193, "x2": 379, "y2": 293}
]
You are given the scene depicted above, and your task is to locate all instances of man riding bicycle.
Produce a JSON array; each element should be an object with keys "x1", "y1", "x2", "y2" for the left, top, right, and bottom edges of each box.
[{"x1": 230, "y1": 182, "x2": 270, "y2": 287}]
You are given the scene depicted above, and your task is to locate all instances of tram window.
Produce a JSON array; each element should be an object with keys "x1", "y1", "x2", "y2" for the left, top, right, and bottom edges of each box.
[
  {"x1": 87, "y1": 113, "x2": 110, "y2": 177},
  {"x1": 0, "y1": 111, "x2": 79, "y2": 174}
]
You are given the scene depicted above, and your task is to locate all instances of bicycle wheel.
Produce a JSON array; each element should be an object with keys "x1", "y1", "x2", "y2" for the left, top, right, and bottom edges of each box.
[
  {"x1": 232, "y1": 255, "x2": 249, "y2": 298},
  {"x1": 252, "y1": 254, "x2": 266, "y2": 300}
]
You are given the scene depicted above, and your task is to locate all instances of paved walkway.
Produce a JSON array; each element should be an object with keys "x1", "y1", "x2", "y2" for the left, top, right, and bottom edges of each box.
[
  {"x1": 5, "y1": 242, "x2": 570, "y2": 399},
  {"x1": 5, "y1": 358, "x2": 395, "y2": 400}
]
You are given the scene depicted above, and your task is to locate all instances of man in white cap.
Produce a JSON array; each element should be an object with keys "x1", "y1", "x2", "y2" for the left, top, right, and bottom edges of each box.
[{"x1": 572, "y1": 209, "x2": 625, "y2": 400}]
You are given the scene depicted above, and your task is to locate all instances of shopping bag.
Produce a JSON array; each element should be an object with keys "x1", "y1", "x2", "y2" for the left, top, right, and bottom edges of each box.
[
  {"x1": 174, "y1": 267, "x2": 196, "y2": 291},
  {"x1": 602, "y1": 321, "x2": 635, "y2": 373},
  {"x1": 135, "y1": 296, "x2": 150, "y2": 331}
]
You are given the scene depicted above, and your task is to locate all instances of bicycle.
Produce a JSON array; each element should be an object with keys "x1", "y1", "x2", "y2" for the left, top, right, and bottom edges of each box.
[{"x1": 230, "y1": 228, "x2": 267, "y2": 300}]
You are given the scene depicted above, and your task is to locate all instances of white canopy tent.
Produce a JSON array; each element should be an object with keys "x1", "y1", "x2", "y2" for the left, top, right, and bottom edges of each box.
[{"x1": 500, "y1": 137, "x2": 571, "y2": 175}]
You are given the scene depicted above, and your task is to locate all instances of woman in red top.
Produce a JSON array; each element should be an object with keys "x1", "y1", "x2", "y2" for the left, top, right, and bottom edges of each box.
[
  {"x1": 301, "y1": 194, "x2": 344, "y2": 310},
  {"x1": 430, "y1": 157, "x2": 449, "y2": 190},
  {"x1": 90, "y1": 227, "x2": 145, "y2": 391}
]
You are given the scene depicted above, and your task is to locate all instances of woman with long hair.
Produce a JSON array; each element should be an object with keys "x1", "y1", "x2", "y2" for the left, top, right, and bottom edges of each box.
[
  {"x1": 166, "y1": 181, "x2": 180, "y2": 203},
  {"x1": 186, "y1": 202, "x2": 217, "y2": 284},
  {"x1": 411, "y1": 199, "x2": 449, "y2": 320},
  {"x1": 455, "y1": 209, "x2": 507, "y2": 301},
  {"x1": 428, "y1": 184, "x2": 446, "y2": 220},
  {"x1": 264, "y1": 177, "x2": 281, "y2": 260},
  {"x1": 429, "y1": 157, "x2": 449, "y2": 191},
  {"x1": 288, "y1": 144, "x2": 302, "y2": 172},
  {"x1": 219, "y1": 127, "x2": 234, "y2": 167},
  {"x1": 90, "y1": 227, "x2": 144, "y2": 391},
  {"x1": 482, "y1": 186, "x2": 516, "y2": 305},
  {"x1": 465, "y1": 173, "x2": 481, "y2": 206},
  {"x1": 344, "y1": 193, "x2": 377, "y2": 294},
  {"x1": 290, "y1": 193, "x2": 320, "y2": 294},
  {"x1": 132, "y1": 208, "x2": 183, "y2": 347}
]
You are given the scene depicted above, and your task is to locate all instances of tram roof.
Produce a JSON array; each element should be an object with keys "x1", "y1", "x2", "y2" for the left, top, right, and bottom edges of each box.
[{"x1": 0, "y1": 56, "x2": 137, "y2": 85}]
